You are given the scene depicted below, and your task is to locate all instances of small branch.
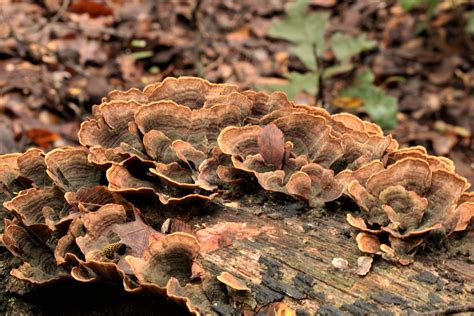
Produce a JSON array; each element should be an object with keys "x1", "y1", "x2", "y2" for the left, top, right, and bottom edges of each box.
[
  {"x1": 312, "y1": 43, "x2": 324, "y2": 107},
  {"x1": 35, "y1": 0, "x2": 71, "y2": 32},
  {"x1": 412, "y1": 304, "x2": 474, "y2": 315},
  {"x1": 191, "y1": 0, "x2": 204, "y2": 77}
]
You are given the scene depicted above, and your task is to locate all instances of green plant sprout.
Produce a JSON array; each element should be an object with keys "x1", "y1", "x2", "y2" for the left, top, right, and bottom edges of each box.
[
  {"x1": 261, "y1": 0, "x2": 397, "y2": 129},
  {"x1": 340, "y1": 70, "x2": 398, "y2": 129},
  {"x1": 467, "y1": 11, "x2": 474, "y2": 34}
]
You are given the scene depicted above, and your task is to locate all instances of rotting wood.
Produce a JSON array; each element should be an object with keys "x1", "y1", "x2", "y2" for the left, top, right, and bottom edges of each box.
[{"x1": 194, "y1": 197, "x2": 473, "y2": 315}]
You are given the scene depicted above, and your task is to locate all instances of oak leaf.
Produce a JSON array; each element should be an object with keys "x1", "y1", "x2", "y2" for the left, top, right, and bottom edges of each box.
[{"x1": 257, "y1": 123, "x2": 285, "y2": 170}]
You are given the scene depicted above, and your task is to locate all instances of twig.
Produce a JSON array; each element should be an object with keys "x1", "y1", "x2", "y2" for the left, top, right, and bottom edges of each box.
[
  {"x1": 191, "y1": 0, "x2": 204, "y2": 77},
  {"x1": 312, "y1": 43, "x2": 324, "y2": 107},
  {"x1": 34, "y1": 0, "x2": 71, "y2": 33},
  {"x1": 412, "y1": 304, "x2": 474, "y2": 315}
]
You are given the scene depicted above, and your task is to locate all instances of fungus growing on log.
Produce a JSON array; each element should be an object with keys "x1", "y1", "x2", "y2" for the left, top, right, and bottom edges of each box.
[
  {"x1": 346, "y1": 157, "x2": 473, "y2": 264},
  {"x1": 0, "y1": 77, "x2": 472, "y2": 314}
]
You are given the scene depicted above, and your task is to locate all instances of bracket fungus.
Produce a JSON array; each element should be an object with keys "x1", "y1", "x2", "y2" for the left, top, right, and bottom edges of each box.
[
  {"x1": 346, "y1": 157, "x2": 473, "y2": 264},
  {"x1": 0, "y1": 77, "x2": 473, "y2": 314}
]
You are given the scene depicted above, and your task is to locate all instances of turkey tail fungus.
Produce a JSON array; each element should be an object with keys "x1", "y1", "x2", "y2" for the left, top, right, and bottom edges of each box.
[{"x1": 1, "y1": 77, "x2": 472, "y2": 314}]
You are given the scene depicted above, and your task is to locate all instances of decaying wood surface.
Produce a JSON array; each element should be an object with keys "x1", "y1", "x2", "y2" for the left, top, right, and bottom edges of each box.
[
  {"x1": 195, "y1": 195, "x2": 474, "y2": 315},
  {"x1": 0, "y1": 189, "x2": 472, "y2": 315}
]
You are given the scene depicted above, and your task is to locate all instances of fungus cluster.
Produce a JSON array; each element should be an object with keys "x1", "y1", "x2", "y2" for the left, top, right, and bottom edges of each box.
[{"x1": 0, "y1": 77, "x2": 472, "y2": 313}]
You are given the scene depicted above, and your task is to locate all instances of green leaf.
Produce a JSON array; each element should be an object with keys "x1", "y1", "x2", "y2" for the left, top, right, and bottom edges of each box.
[
  {"x1": 268, "y1": 0, "x2": 329, "y2": 54},
  {"x1": 399, "y1": 0, "x2": 439, "y2": 16},
  {"x1": 467, "y1": 11, "x2": 474, "y2": 34},
  {"x1": 330, "y1": 33, "x2": 377, "y2": 63},
  {"x1": 131, "y1": 51, "x2": 154, "y2": 60},
  {"x1": 323, "y1": 62, "x2": 354, "y2": 79},
  {"x1": 286, "y1": 0, "x2": 307, "y2": 17},
  {"x1": 399, "y1": 0, "x2": 425, "y2": 11},
  {"x1": 292, "y1": 43, "x2": 317, "y2": 71},
  {"x1": 340, "y1": 70, "x2": 398, "y2": 129},
  {"x1": 354, "y1": 69, "x2": 375, "y2": 85},
  {"x1": 258, "y1": 71, "x2": 319, "y2": 99},
  {"x1": 131, "y1": 39, "x2": 147, "y2": 48}
]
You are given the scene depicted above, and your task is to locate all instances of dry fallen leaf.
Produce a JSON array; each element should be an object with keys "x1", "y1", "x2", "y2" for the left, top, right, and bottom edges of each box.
[
  {"x1": 226, "y1": 26, "x2": 251, "y2": 42},
  {"x1": 331, "y1": 96, "x2": 363, "y2": 109},
  {"x1": 258, "y1": 123, "x2": 285, "y2": 169},
  {"x1": 111, "y1": 209, "x2": 162, "y2": 259},
  {"x1": 25, "y1": 128, "x2": 60, "y2": 148},
  {"x1": 68, "y1": 0, "x2": 113, "y2": 18}
]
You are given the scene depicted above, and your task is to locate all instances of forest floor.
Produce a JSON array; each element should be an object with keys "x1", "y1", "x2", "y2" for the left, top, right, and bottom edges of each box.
[
  {"x1": 0, "y1": 0, "x2": 473, "y2": 314},
  {"x1": 0, "y1": 0, "x2": 473, "y2": 184}
]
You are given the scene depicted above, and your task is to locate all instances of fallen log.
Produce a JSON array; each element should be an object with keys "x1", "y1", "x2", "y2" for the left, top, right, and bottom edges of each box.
[{"x1": 192, "y1": 194, "x2": 474, "y2": 315}]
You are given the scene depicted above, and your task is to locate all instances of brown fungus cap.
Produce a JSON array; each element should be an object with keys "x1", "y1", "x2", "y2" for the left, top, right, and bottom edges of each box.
[
  {"x1": 77, "y1": 77, "x2": 399, "y2": 208},
  {"x1": 0, "y1": 76, "x2": 473, "y2": 305},
  {"x1": 217, "y1": 271, "x2": 250, "y2": 291},
  {"x1": 72, "y1": 204, "x2": 159, "y2": 279},
  {"x1": 346, "y1": 157, "x2": 472, "y2": 263},
  {"x1": 125, "y1": 232, "x2": 201, "y2": 289},
  {"x1": 4, "y1": 187, "x2": 65, "y2": 235},
  {"x1": 104, "y1": 77, "x2": 237, "y2": 107},
  {"x1": 356, "y1": 232, "x2": 381, "y2": 254},
  {"x1": 106, "y1": 159, "x2": 215, "y2": 206},
  {"x1": 3, "y1": 224, "x2": 69, "y2": 284},
  {"x1": 79, "y1": 100, "x2": 143, "y2": 152},
  {"x1": 166, "y1": 277, "x2": 213, "y2": 315},
  {"x1": 387, "y1": 146, "x2": 455, "y2": 172},
  {"x1": 217, "y1": 114, "x2": 386, "y2": 206},
  {"x1": 45, "y1": 147, "x2": 102, "y2": 192},
  {"x1": 16, "y1": 148, "x2": 53, "y2": 188}
]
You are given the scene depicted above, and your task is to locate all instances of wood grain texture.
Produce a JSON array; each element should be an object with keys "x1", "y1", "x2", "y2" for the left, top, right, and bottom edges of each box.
[{"x1": 195, "y1": 197, "x2": 474, "y2": 314}]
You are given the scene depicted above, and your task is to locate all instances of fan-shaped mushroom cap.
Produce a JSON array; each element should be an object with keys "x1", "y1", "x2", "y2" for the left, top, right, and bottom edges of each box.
[
  {"x1": 366, "y1": 158, "x2": 432, "y2": 197},
  {"x1": 4, "y1": 187, "x2": 65, "y2": 236},
  {"x1": 64, "y1": 185, "x2": 132, "y2": 213},
  {"x1": 379, "y1": 185, "x2": 427, "y2": 232},
  {"x1": 454, "y1": 196, "x2": 474, "y2": 232},
  {"x1": 0, "y1": 154, "x2": 26, "y2": 207},
  {"x1": 45, "y1": 148, "x2": 102, "y2": 192},
  {"x1": 73, "y1": 204, "x2": 143, "y2": 277},
  {"x1": 71, "y1": 260, "x2": 129, "y2": 283},
  {"x1": 166, "y1": 277, "x2": 213, "y2": 315},
  {"x1": 104, "y1": 77, "x2": 237, "y2": 107},
  {"x1": 75, "y1": 204, "x2": 128, "y2": 259},
  {"x1": 356, "y1": 232, "x2": 381, "y2": 254},
  {"x1": 217, "y1": 272, "x2": 250, "y2": 291},
  {"x1": 272, "y1": 114, "x2": 344, "y2": 166},
  {"x1": 3, "y1": 224, "x2": 68, "y2": 284},
  {"x1": 54, "y1": 218, "x2": 84, "y2": 265},
  {"x1": 79, "y1": 100, "x2": 143, "y2": 151},
  {"x1": 388, "y1": 146, "x2": 455, "y2": 172},
  {"x1": 347, "y1": 214, "x2": 382, "y2": 234},
  {"x1": 17, "y1": 148, "x2": 53, "y2": 188},
  {"x1": 106, "y1": 160, "x2": 215, "y2": 206},
  {"x1": 425, "y1": 169, "x2": 470, "y2": 217},
  {"x1": 143, "y1": 77, "x2": 237, "y2": 107},
  {"x1": 126, "y1": 233, "x2": 201, "y2": 290},
  {"x1": 346, "y1": 155, "x2": 472, "y2": 264},
  {"x1": 135, "y1": 101, "x2": 241, "y2": 151},
  {"x1": 242, "y1": 90, "x2": 293, "y2": 118}
]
